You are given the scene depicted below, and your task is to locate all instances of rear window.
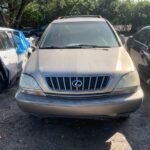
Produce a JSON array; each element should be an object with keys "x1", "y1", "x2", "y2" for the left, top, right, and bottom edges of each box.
[{"x1": 40, "y1": 21, "x2": 120, "y2": 48}]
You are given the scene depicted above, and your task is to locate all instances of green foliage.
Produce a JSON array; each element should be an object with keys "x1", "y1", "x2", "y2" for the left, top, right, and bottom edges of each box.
[
  {"x1": 21, "y1": 2, "x2": 43, "y2": 27},
  {"x1": 117, "y1": 0, "x2": 134, "y2": 25},
  {"x1": 1, "y1": 0, "x2": 150, "y2": 32},
  {"x1": 131, "y1": 1, "x2": 150, "y2": 31},
  {"x1": 0, "y1": 0, "x2": 34, "y2": 27},
  {"x1": 95, "y1": 0, "x2": 119, "y2": 22}
]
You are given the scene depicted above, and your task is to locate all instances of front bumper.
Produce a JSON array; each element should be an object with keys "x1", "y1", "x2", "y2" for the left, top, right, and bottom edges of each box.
[{"x1": 15, "y1": 88, "x2": 143, "y2": 117}]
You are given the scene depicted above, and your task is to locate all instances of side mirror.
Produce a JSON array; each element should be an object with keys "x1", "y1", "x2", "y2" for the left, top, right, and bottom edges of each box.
[
  {"x1": 129, "y1": 35, "x2": 133, "y2": 39},
  {"x1": 29, "y1": 37, "x2": 40, "y2": 48},
  {"x1": 128, "y1": 35, "x2": 134, "y2": 41},
  {"x1": 119, "y1": 34, "x2": 126, "y2": 45}
]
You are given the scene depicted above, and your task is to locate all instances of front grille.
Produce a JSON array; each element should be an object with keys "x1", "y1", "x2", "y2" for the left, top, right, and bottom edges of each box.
[{"x1": 45, "y1": 76, "x2": 110, "y2": 92}]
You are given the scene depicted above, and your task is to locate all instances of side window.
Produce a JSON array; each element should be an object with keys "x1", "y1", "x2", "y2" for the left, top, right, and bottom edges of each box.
[
  {"x1": 147, "y1": 29, "x2": 150, "y2": 45},
  {"x1": 0, "y1": 31, "x2": 13, "y2": 50},
  {"x1": 6, "y1": 31, "x2": 16, "y2": 48},
  {"x1": 135, "y1": 29, "x2": 149, "y2": 45},
  {"x1": 0, "y1": 32, "x2": 5, "y2": 50}
]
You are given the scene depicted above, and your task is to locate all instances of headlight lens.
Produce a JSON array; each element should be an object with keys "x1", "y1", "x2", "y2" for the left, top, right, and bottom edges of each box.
[
  {"x1": 19, "y1": 74, "x2": 45, "y2": 96},
  {"x1": 20, "y1": 74, "x2": 41, "y2": 90},
  {"x1": 114, "y1": 71, "x2": 140, "y2": 93}
]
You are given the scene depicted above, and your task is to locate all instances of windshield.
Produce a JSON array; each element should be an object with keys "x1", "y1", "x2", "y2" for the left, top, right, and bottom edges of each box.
[{"x1": 40, "y1": 21, "x2": 120, "y2": 49}]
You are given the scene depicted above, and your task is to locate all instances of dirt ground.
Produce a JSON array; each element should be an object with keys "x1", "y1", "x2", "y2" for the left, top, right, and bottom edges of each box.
[{"x1": 0, "y1": 82, "x2": 149, "y2": 150}]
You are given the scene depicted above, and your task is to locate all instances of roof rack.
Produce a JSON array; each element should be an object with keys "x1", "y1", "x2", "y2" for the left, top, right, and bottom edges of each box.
[{"x1": 58, "y1": 15, "x2": 102, "y2": 19}]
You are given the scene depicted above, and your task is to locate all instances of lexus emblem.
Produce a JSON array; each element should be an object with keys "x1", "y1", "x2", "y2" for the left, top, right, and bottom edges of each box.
[{"x1": 72, "y1": 80, "x2": 82, "y2": 88}]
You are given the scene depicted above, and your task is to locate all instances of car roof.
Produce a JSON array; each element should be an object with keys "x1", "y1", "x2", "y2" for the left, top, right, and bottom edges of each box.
[
  {"x1": 0, "y1": 27, "x2": 16, "y2": 32},
  {"x1": 0, "y1": 27, "x2": 23, "y2": 35},
  {"x1": 142, "y1": 26, "x2": 150, "y2": 30},
  {"x1": 52, "y1": 16, "x2": 106, "y2": 24}
]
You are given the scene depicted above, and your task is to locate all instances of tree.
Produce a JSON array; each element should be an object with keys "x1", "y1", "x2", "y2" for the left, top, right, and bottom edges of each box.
[
  {"x1": 0, "y1": 0, "x2": 34, "y2": 28},
  {"x1": 95, "y1": 0, "x2": 119, "y2": 23},
  {"x1": 14, "y1": 0, "x2": 34, "y2": 28},
  {"x1": 0, "y1": 0, "x2": 8, "y2": 26},
  {"x1": 117, "y1": 0, "x2": 133, "y2": 25},
  {"x1": 18, "y1": 0, "x2": 150, "y2": 34},
  {"x1": 130, "y1": 1, "x2": 150, "y2": 33},
  {"x1": 21, "y1": 2, "x2": 43, "y2": 27}
]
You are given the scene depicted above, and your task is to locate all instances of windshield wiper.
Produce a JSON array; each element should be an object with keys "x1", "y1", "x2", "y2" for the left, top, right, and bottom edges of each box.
[
  {"x1": 40, "y1": 46, "x2": 65, "y2": 49},
  {"x1": 64, "y1": 44, "x2": 111, "y2": 48},
  {"x1": 40, "y1": 45, "x2": 111, "y2": 49}
]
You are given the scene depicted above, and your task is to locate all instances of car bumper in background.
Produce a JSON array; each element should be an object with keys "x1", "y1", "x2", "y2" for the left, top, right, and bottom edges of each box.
[{"x1": 15, "y1": 88, "x2": 143, "y2": 118}]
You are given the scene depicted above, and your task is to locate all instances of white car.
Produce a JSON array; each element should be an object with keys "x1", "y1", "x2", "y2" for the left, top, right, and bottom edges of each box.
[{"x1": 0, "y1": 27, "x2": 30, "y2": 91}]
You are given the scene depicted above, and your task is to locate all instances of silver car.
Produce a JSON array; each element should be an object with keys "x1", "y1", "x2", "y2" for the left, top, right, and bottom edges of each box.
[{"x1": 15, "y1": 16, "x2": 143, "y2": 119}]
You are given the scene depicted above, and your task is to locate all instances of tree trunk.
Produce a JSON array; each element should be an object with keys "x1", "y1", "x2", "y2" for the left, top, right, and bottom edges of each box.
[
  {"x1": 56, "y1": 0, "x2": 61, "y2": 17},
  {"x1": 0, "y1": 11, "x2": 7, "y2": 27},
  {"x1": 13, "y1": 0, "x2": 32, "y2": 29}
]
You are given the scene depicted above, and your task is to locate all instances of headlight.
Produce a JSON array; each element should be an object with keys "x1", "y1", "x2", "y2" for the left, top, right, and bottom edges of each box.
[
  {"x1": 19, "y1": 74, "x2": 45, "y2": 96},
  {"x1": 114, "y1": 71, "x2": 140, "y2": 94}
]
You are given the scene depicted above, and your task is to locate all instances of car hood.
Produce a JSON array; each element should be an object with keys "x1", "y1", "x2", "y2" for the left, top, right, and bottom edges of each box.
[{"x1": 25, "y1": 47, "x2": 135, "y2": 76}]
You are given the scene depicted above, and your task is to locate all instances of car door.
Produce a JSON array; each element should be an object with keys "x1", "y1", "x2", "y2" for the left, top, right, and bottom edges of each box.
[
  {"x1": 130, "y1": 29, "x2": 148, "y2": 69},
  {"x1": 0, "y1": 31, "x2": 19, "y2": 82},
  {"x1": 138, "y1": 29, "x2": 150, "y2": 82}
]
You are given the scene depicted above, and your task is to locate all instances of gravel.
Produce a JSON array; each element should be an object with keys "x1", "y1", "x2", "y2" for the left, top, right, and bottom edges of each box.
[{"x1": 0, "y1": 82, "x2": 149, "y2": 150}]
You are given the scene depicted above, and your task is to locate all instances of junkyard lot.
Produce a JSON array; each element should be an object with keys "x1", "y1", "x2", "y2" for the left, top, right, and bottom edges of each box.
[{"x1": 0, "y1": 81, "x2": 149, "y2": 150}]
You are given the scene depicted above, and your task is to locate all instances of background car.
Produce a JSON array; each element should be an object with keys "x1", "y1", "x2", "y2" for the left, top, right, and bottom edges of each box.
[
  {"x1": 22, "y1": 25, "x2": 48, "y2": 37},
  {"x1": 0, "y1": 27, "x2": 31, "y2": 91},
  {"x1": 126, "y1": 26, "x2": 150, "y2": 85}
]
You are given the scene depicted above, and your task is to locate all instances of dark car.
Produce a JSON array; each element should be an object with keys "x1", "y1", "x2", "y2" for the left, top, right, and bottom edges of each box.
[
  {"x1": 22, "y1": 27, "x2": 34, "y2": 37},
  {"x1": 126, "y1": 26, "x2": 150, "y2": 85},
  {"x1": 22, "y1": 25, "x2": 48, "y2": 37}
]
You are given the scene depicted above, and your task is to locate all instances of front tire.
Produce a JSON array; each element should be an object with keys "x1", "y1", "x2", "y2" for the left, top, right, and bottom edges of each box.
[
  {"x1": 0, "y1": 72, "x2": 8, "y2": 92},
  {"x1": 0, "y1": 79, "x2": 8, "y2": 92}
]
